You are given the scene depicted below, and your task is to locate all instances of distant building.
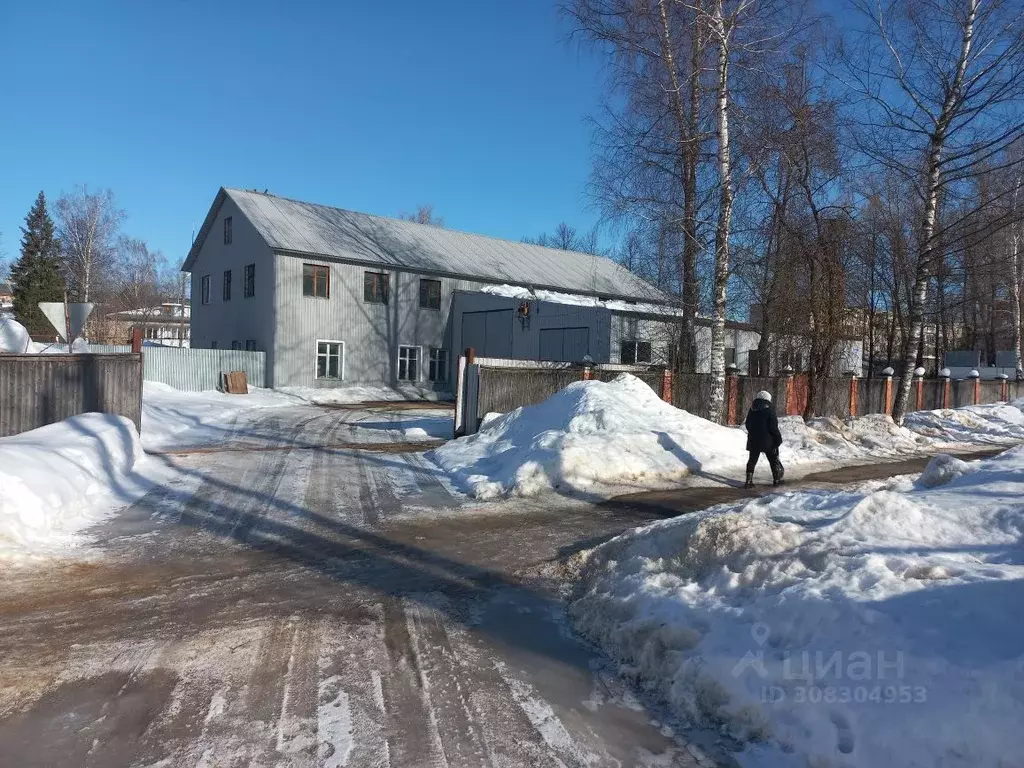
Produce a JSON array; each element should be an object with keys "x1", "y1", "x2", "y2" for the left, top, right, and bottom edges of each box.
[{"x1": 95, "y1": 302, "x2": 191, "y2": 346}]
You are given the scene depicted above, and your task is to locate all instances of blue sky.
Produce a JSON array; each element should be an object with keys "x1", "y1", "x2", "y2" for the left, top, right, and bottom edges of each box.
[{"x1": 0, "y1": 1, "x2": 607, "y2": 270}]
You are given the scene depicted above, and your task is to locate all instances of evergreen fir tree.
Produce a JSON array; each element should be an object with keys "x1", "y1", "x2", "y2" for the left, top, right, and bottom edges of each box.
[{"x1": 10, "y1": 192, "x2": 65, "y2": 337}]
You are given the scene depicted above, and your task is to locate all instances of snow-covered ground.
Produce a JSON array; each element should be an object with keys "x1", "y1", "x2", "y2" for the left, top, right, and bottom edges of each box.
[
  {"x1": 0, "y1": 414, "x2": 157, "y2": 562},
  {"x1": 141, "y1": 381, "x2": 295, "y2": 450},
  {"x1": 427, "y1": 374, "x2": 1024, "y2": 500},
  {"x1": 570, "y1": 448, "x2": 1024, "y2": 767},
  {"x1": 278, "y1": 384, "x2": 450, "y2": 405}
]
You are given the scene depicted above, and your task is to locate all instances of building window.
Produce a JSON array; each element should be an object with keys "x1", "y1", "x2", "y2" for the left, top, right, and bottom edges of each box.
[
  {"x1": 303, "y1": 264, "x2": 330, "y2": 298},
  {"x1": 244, "y1": 264, "x2": 255, "y2": 298},
  {"x1": 201, "y1": 275, "x2": 211, "y2": 305},
  {"x1": 419, "y1": 278, "x2": 441, "y2": 310},
  {"x1": 223, "y1": 269, "x2": 232, "y2": 301},
  {"x1": 316, "y1": 340, "x2": 344, "y2": 379},
  {"x1": 224, "y1": 216, "x2": 232, "y2": 245},
  {"x1": 725, "y1": 347, "x2": 736, "y2": 366},
  {"x1": 428, "y1": 348, "x2": 448, "y2": 382},
  {"x1": 245, "y1": 339, "x2": 257, "y2": 351},
  {"x1": 211, "y1": 340, "x2": 218, "y2": 349},
  {"x1": 398, "y1": 346, "x2": 420, "y2": 381},
  {"x1": 363, "y1": 271, "x2": 389, "y2": 304},
  {"x1": 231, "y1": 340, "x2": 241, "y2": 350},
  {"x1": 620, "y1": 340, "x2": 652, "y2": 364}
]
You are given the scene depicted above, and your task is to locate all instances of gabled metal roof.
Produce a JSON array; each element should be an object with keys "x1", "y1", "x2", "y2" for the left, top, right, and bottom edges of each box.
[{"x1": 184, "y1": 188, "x2": 668, "y2": 303}]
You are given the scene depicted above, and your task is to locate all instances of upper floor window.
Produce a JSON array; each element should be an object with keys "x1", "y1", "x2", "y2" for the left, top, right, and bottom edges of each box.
[
  {"x1": 223, "y1": 269, "x2": 232, "y2": 301},
  {"x1": 245, "y1": 339, "x2": 257, "y2": 351},
  {"x1": 201, "y1": 275, "x2": 211, "y2": 305},
  {"x1": 419, "y1": 278, "x2": 441, "y2": 310},
  {"x1": 620, "y1": 340, "x2": 652, "y2": 364},
  {"x1": 303, "y1": 264, "x2": 330, "y2": 298},
  {"x1": 364, "y1": 271, "x2": 389, "y2": 304},
  {"x1": 224, "y1": 216, "x2": 232, "y2": 245},
  {"x1": 244, "y1": 264, "x2": 255, "y2": 298},
  {"x1": 231, "y1": 340, "x2": 241, "y2": 350}
]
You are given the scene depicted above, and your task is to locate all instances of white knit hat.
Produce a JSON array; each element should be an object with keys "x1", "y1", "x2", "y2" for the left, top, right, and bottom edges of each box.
[{"x1": 756, "y1": 390, "x2": 772, "y2": 402}]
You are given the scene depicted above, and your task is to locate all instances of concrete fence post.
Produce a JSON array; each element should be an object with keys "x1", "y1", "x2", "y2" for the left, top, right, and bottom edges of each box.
[
  {"x1": 726, "y1": 364, "x2": 740, "y2": 425},
  {"x1": 661, "y1": 367, "x2": 673, "y2": 403},
  {"x1": 969, "y1": 369, "x2": 981, "y2": 406},
  {"x1": 914, "y1": 367, "x2": 925, "y2": 412},
  {"x1": 939, "y1": 367, "x2": 952, "y2": 409},
  {"x1": 881, "y1": 367, "x2": 894, "y2": 416},
  {"x1": 781, "y1": 365, "x2": 795, "y2": 417}
]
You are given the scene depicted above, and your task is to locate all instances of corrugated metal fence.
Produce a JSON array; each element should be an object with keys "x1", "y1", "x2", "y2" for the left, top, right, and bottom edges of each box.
[
  {"x1": 140, "y1": 347, "x2": 265, "y2": 391},
  {"x1": 0, "y1": 354, "x2": 142, "y2": 437}
]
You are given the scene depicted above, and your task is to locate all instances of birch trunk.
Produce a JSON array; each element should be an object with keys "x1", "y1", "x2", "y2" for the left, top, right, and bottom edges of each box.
[
  {"x1": 707, "y1": 0, "x2": 732, "y2": 423},
  {"x1": 891, "y1": 0, "x2": 978, "y2": 424},
  {"x1": 657, "y1": 0, "x2": 701, "y2": 372}
]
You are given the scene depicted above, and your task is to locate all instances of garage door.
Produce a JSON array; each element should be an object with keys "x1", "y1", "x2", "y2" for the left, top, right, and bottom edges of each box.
[
  {"x1": 539, "y1": 327, "x2": 590, "y2": 362},
  {"x1": 461, "y1": 310, "x2": 513, "y2": 358}
]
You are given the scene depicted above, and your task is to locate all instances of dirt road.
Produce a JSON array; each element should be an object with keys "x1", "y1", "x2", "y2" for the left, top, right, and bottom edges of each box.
[
  {"x1": 0, "y1": 406, "x2": 1000, "y2": 767},
  {"x1": 0, "y1": 407, "x2": 713, "y2": 768}
]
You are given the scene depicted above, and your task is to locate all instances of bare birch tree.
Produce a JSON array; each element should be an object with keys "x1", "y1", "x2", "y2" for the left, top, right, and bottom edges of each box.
[
  {"x1": 843, "y1": 0, "x2": 1024, "y2": 422},
  {"x1": 55, "y1": 185, "x2": 124, "y2": 304}
]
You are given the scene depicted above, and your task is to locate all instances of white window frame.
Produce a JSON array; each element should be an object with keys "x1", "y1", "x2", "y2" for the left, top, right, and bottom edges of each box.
[
  {"x1": 397, "y1": 345, "x2": 422, "y2": 382},
  {"x1": 315, "y1": 339, "x2": 345, "y2": 381},
  {"x1": 428, "y1": 347, "x2": 448, "y2": 382}
]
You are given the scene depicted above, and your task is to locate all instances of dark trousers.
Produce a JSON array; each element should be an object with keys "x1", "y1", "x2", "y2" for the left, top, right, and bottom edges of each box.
[{"x1": 747, "y1": 449, "x2": 783, "y2": 479}]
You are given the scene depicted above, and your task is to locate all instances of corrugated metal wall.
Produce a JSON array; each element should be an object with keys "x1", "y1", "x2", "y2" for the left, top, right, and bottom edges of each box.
[
  {"x1": 0, "y1": 354, "x2": 142, "y2": 437},
  {"x1": 273, "y1": 255, "x2": 484, "y2": 388},
  {"x1": 141, "y1": 347, "x2": 265, "y2": 391}
]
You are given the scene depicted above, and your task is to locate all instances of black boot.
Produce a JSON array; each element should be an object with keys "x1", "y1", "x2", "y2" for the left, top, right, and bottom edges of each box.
[
  {"x1": 773, "y1": 468, "x2": 785, "y2": 486},
  {"x1": 744, "y1": 472, "x2": 754, "y2": 489}
]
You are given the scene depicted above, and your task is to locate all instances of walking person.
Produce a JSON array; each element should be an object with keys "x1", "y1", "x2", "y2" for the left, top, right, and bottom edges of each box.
[{"x1": 744, "y1": 390, "x2": 784, "y2": 488}]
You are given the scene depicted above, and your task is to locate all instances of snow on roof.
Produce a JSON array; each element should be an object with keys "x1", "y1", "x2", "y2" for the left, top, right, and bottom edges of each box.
[
  {"x1": 184, "y1": 188, "x2": 667, "y2": 303},
  {"x1": 478, "y1": 284, "x2": 684, "y2": 317}
]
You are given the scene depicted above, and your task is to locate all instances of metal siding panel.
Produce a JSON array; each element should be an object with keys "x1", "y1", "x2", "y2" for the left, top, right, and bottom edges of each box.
[
  {"x1": 141, "y1": 348, "x2": 265, "y2": 391},
  {"x1": 186, "y1": 196, "x2": 276, "y2": 376},
  {"x1": 272, "y1": 255, "x2": 480, "y2": 388}
]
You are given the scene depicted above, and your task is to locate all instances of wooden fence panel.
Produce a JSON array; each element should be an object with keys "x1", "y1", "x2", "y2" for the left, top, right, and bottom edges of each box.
[
  {"x1": 978, "y1": 381, "x2": 1004, "y2": 405},
  {"x1": 951, "y1": 380, "x2": 974, "y2": 409},
  {"x1": 0, "y1": 354, "x2": 142, "y2": 437},
  {"x1": 672, "y1": 373, "x2": 713, "y2": 420},
  {"x1": 477, "y1": 367, "x2": 581, "y2": 417}
]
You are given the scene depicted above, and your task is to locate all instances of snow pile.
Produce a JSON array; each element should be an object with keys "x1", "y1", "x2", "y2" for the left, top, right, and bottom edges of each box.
[
  {"x1": 278, "y1": 384, "x2": 450, "y2": 405},
  {"x1": 142, "y1": 381, "x2": 295, "y2": 450},
  {"x1": 905, "y1": 403, "x2": 1024, "y2": 444},
  {"x1": 0, "y1": 317, "x2": 92, "y2": 354},
  {"x1": 782, "y1": 413, "x2": 933, "y2": 462},
  {"x1": 571, "y1": 447, "x2": 1024, "y2": 768},
  {"x1": 0, "y1": 414, "x2": 147, "y2": 561},
  {"x1": 0, "y1": 317, "x2": 30, "y2": 353},
  {"x1": 480, "y1": 283, "x2": 674, "y2": 317},
  {"x1": 428, "y1": 374, "x2": 744, "y2": 499}
]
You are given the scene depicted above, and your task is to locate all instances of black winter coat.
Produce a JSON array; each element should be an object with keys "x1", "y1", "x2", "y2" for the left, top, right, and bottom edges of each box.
[{"x1": 745, "y1": 399, "x2": 782, "y2": 452}]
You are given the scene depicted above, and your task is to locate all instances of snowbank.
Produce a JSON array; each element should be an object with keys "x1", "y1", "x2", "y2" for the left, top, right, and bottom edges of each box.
[
  {"x1": 428, "y1": 374, "x2": 745, "y2": 499},
  {"x1": 0, "y1": 414, "x2": 147, "y2": 561},
  {"x1": 0, "y1": 317, "x2": 30, "y2": 353},
  {"x1": 904, "y1": 403, "x2": 1024, "y2": 444},
  {"x1": 571, "y1": 447, "x2": 1024, "y2": 768},
  {"x1": 0, "y1": 316, "x2": 91, "y2": 354},
  {"x1": 428, "y1": 374, "x2": 1024, "y2": 499},
  {"x1": 142, "y1": 381, "x2": 295, "y2": 450},
  {"x1": 278, "y1": 384, "x2": 450, "y2": 405}
]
